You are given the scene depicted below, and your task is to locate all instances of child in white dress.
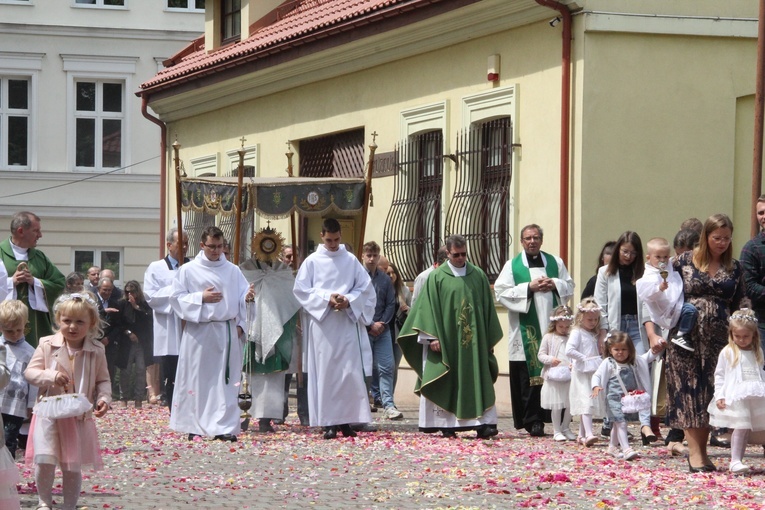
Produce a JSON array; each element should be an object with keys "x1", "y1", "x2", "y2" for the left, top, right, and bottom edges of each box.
[
  {"x1": 565, "y1": 297, "x2": 605, "y2": 446},
  {"x1": 708, "y1": 308, "x2": 765, "y2": 474},
  {"x1": 538, "y1": 306, "x2": 575, "y2": 441}
]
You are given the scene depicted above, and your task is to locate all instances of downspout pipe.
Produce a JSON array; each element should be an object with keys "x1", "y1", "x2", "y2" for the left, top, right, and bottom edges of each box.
[
  {"x1": 141, "y1": 95, "x2": 168, "y2": 259},
  {"x1": 752, "y1": 0, "x2": 765, "y2": 238},
  {"x1": 535, "y1": 0, "x2": 572, "y2": 265}
]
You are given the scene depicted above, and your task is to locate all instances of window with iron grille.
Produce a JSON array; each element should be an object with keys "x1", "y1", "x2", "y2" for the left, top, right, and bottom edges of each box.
[
  {"x1": 383, "y1": 130, "x2": 443, "y2": 281},
  {"x1": 445, "y1": 117, "x2": 512, "y2": 282},
  {"x1": 221, "y1": 0, "x2": 241, "y2": 44},
  {"x1": 298, "y1": 129, "x2": 364, "y2": 178}
]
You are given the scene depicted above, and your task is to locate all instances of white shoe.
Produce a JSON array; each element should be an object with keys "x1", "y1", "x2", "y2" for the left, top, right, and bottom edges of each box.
[
  {"x1": 553, "y1": 432, "x2": 567, "y2": 442},
  {"x1": 623, "y1": 448, "x2": 639, "y2": 461},
  {"x1": 671, "y1": 336, "x2": 694, "y2": 352},
  {"x1": 562, "y1": 429, "x2": 578, "y2": 441},
  {"x1": 729, "y1": 461, "x2": 750, "y2": 474},
  {"x1": 607, "y1": 446, "x2": 623, "y2": 458},
  {"x1": 382, "y1": 407, "x2": 403, "y2": 420}
]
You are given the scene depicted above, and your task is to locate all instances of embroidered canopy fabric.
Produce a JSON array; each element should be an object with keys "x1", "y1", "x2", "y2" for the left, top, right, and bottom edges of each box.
[{"x1": 181, "y1": 176, "x2": 366, "y2": 219}]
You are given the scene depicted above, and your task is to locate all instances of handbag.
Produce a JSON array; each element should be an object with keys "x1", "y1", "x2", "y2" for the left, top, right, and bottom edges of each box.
[
  {"x1": 545, "y1": 365, "x2": 571, "y2": 382},
  {"x1": 615, "y1": 362, "x2": 651, "y2": 414},
  {"x1": 543, "y1": 338, "x2": 571, "y2": 382},
  {"x1": 581, "y1": 355, "x2": 602, "y2": 374},
  {"x1": 33, "y1": 350, "x2": 93, "y2": 419},
  {"x1": 33, "y1": 393, "x2": 93, "y2": 419}
]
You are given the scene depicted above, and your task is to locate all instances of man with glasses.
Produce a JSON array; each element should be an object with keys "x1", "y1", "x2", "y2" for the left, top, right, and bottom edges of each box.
[
  {"x1": 169, "y1": 226, "x2": 254, "y2": 442},
  {"x1": 495, "y1": 224, "x2": 575, "y2": 437},
  {"x1": 398, "y1": 235, "x2": 503, "y2": 438}
]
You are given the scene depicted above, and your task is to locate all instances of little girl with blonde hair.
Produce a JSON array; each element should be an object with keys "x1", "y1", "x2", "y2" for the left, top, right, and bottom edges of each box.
[
  {"x1": 565, "y1": 297, "x2": 606, "y2": 446},
  {"x1": 25, "y1": 293, "x2": 111, "y2": 510},
  {"x1": 708, "y1": 308, "x2": 765, "y2": 474}
]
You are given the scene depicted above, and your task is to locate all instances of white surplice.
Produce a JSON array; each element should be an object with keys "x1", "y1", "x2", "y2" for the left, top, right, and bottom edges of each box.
[
  {"x1": 293, "y1": 244, "x2": 374, "y2": 427},
  {"x1": 494, "y1": 252, "x2": 575, "y2": 362},
  {"x1": 169, "y1": 251, "x2": 250, "y2": 437},
  {"x1": 143, "y1": 258, "x2": 182, "y2": 356}
]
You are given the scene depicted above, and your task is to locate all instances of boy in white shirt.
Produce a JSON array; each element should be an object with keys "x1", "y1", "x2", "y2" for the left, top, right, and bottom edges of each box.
[
  {"x1": 636, "y1": 237, "x2": 697, "y2": 352},
  {"x1": 0, "y1": 300, "x2": 37, "y2": 458}
]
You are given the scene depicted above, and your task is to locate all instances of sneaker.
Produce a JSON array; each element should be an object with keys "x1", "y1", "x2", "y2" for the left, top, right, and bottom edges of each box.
[
  {"x1": 607, "y1": 446, "x2": 623, "y2": 458},
  {"x1": 562, "y1": 429, "x2": 578, "y2": 441},
  {"x1": 553, "y1": 432, "x2": 568, "y2": 442},
  {"x1": 382, "y1": 407, "x2": 403, "y2": 420},
  {"x1": 671, "y1": 335, "x2": 694, "y2": 352},
  {"x1": 729, "y1": 461, "x2": 751, "y2": 474},
  {"x1": 623, "y1": 448, "x2": 639, "y2": 461}
]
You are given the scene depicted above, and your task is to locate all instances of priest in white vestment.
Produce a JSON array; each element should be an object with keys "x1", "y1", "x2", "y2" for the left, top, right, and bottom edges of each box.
[
  {"x1": 293, "y1": 219, "x2": 375, "y2": 439},
  {"x1": 240, "y1": 252, "x2": 301, "y2": 433},
  {"x1": 169, "y1": 227, "x2": 253, "y2": 441}
]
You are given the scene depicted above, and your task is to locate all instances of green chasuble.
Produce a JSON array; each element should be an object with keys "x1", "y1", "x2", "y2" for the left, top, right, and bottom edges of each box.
[
  {"x1": 0, "y1": 238, "x2": 65, "y2": 347},
  {"x1": 398, "y1": 262, "x2": 504, "y2": 420}
]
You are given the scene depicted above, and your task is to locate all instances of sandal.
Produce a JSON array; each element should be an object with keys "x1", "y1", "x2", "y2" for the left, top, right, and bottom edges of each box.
[{"x1": 667, "y1": 441, "x2": 688, "y2": 457}]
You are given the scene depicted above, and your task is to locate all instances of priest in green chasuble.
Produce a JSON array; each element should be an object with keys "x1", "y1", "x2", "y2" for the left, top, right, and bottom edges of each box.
[
  {"x1": 398, "y1": 235, "x2": 503, "y2": 439},
  {"x1": 0, "y1": 211, "x2": 65, "y2": 347},
  {"x1": 494, "y1": 224, "x2": 574, "y2": 437}
]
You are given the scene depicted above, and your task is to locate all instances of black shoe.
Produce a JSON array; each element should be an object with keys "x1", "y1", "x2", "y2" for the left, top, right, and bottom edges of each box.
[
  {"x1": 641, "y1": 426, "x2": 657, "y2": 446},
  {"x1": 710, "y1": 435, "x2": 731, "y2": 448},
  {"x1": 258, "y1": 419, "x2": 275, "y2": 433},
  {"x1": 273, "y1": 419, "x2": 285, "y2": 425},
  {"x1": 442, "y1": 429, "x2": 457, "y2": 438},
  {"x1": 476, "y1": 425, "x2": 499, "y2": 439},
  {"x1": 373, "y1": 399, "x2": 383, "y2": 409},
  {"x1": 529, "y1": 422, "x2": 545, "y2": 437},
  {"x1": 687, "y1": 457, "x2": 706, "y2": 473},
  {"x1": 214, "y1": 434, "x2": 237, "y2": 442},
  {"x1": 339, "y1": 424, "x2": 357, "y2": 437},
  {"x1": 323, "y1": 426, "x2": 338, "y2": 439},
  {"x1": 188, "y1": 433, "x2": 201, "y2": 441},
  {"x1": 600, "y1": 426, "x2": 612, "y2": 438}
]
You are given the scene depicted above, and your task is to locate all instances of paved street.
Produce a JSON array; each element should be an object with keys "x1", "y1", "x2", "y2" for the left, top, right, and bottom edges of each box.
[{"x1": 14, "y1": 403, "x2": 765, "y2": 509}]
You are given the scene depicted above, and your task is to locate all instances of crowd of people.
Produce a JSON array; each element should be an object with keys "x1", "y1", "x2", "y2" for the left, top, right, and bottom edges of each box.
[{"x1": 0, "y1": 203, "x2": 764, "y2": 507}]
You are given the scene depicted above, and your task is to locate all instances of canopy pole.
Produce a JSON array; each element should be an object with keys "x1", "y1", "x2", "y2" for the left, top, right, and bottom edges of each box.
[
  {"x1": 285, "y1": 142, "x2": 302, "y2": 387},
  {"x1": 172, "y1": 138, "x2": 184, "y2": 268},
  {"x1": 234, "y1": 137, "x2": 247, "y2": 265},
  {"x1": 357, "y1": 132, "x2": 377, "y2": 258}
]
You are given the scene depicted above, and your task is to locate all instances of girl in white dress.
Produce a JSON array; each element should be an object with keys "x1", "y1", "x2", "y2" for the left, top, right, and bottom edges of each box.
[
  {"x1": 565, "y1": 297, "x2": 605, "y2": 446},
  {"x1": 708, "y1": 308, "x2": 765, "y2": 474},
  {"x1": 538, "y1": 305, "x2": 575, "y2": 441}
]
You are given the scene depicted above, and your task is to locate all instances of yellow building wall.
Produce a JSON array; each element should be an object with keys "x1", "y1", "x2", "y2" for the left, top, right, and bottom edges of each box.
[{"x1": 573, "y1": 27, "x2": 759, "y2": 295}]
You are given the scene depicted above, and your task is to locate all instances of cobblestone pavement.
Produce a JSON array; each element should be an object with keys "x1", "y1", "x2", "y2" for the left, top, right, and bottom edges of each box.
[{"x1": 15, "y1": 403, "x2": 765, "y2": 509}]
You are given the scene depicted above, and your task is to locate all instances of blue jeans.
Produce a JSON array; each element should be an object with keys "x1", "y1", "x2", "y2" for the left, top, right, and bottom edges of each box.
[
  {"x1": 369, "y1": 328, "x2": 396, "y2": 409},
  {"x1": 677, "y1": 303, "x2": 698, "y2": 335},
  {"x1": 620, "y1": 314, "x2": 645, "y2": 356}
]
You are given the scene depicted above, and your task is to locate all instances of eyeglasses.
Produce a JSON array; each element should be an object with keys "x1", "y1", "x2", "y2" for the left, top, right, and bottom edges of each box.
[
  {"x1": 204, "y1": 244, "x2": 224, "y2": 250},
  {"x1": 450, "y1": 252, "x2": 467, "y2": 258},
  {"x1": 522, "y1": 236, "x2": 542, "y2": 242},
  {"x1": 620, "y1": 249, "x2": 638, "y2": 257}
]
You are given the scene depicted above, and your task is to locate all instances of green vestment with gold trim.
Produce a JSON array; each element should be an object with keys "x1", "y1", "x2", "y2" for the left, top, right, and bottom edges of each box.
[{"x1": 398, "y1": 262, "x2": 503, "y2": 420}]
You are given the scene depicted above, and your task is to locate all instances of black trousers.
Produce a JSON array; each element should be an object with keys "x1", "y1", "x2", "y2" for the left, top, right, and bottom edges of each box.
[
  {"x1": 161, "y1": 355, "x2": 179, "y2": 411},
  {"x1": 508, "y1": 361, "x2": 550, "y2": 430},
  {"x1": 3, "y1": 413, "x2": 25, "y2": 457}
]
